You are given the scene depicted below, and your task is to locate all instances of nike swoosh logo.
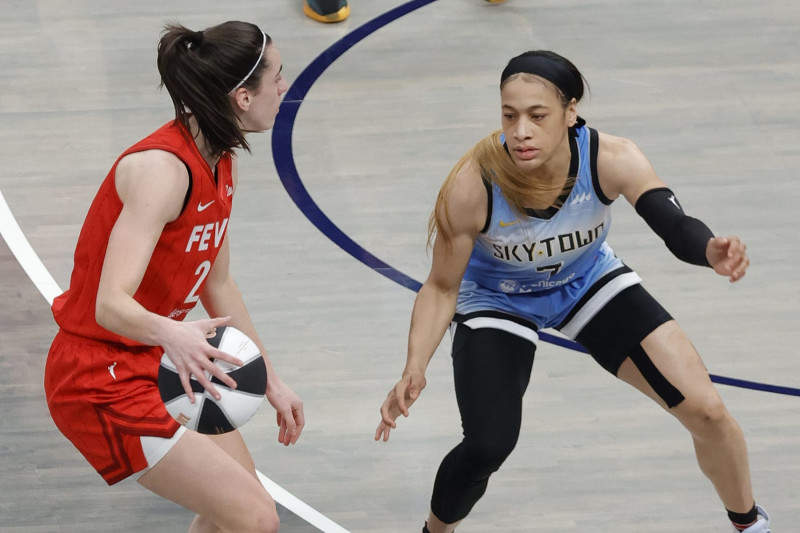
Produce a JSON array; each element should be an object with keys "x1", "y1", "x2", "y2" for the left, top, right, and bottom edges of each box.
[
  {"x1": 197, "y1": 200, "x2": 215, "y2": 212},
  {"x1": 499, "y1": 220, "x2": 520, "y2": 227}
]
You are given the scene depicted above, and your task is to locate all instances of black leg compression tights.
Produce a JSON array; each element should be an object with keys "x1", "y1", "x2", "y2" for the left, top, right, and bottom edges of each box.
[{"x1": 430, "y1": 324, "x2": 536, "y2": 524}]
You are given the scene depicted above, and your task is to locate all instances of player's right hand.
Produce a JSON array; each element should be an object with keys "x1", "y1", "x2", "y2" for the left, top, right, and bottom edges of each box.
[
  {"x1": 160, "y1": 316, "x2": 241, "y2": 402},
  {"x1": 374, "y1": 373, "x2": 426, "y2": 442}
]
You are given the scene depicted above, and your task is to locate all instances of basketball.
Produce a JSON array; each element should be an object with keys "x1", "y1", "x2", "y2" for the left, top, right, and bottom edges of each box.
[{"x1": 158, "y1": 326, "x2": 267, "y2": 434}]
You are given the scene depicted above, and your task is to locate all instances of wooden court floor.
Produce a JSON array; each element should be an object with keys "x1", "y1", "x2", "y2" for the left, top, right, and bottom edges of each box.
[{"x1": 1, "y1": 0, "x2": 799, "y2": 531}]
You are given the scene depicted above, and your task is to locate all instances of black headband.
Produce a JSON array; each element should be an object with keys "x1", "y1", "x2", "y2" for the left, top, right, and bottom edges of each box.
[{"x1": 501, "y1": 53, "x2": 581, "y2": 102}]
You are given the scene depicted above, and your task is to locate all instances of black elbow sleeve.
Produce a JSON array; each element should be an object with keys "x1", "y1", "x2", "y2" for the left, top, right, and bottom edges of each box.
[{"x1": 634, "y1": 187, "x2": 714, "y2": 267}]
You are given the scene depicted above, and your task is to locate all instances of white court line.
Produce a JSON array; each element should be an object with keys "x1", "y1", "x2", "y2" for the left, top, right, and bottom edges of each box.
[
  {"x1": 0, "y1": 190, "x2": 350, "y2": 533},
  {"x1": 0, "y1": 191, "x2": 62, "y2": 304}
]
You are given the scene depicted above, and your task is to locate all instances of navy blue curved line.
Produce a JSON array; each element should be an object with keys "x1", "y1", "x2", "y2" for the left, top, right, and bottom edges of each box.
[
  {"x1": 271, "y1": 0, "x2": 437, "y2": 292},
  {"x1": 270, "y1": 1, "x2": 800, "y2": 398}
]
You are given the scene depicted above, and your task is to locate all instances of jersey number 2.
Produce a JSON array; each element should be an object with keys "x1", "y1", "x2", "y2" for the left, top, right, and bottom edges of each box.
[{"x1": 184, "y1": 260, "x2": 211, "y2": 304}]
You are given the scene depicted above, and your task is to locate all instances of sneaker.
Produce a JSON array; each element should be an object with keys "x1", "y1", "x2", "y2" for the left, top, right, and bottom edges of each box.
[
  {"x1": 303, "y1": 0, "x2": 350, "y2": 23},
  {"x1": 734, "y1": 506, "x2": 772, "y2": 533},
  {"x1": 484, "y1": 0, "x2": 506, "y2": 3}
]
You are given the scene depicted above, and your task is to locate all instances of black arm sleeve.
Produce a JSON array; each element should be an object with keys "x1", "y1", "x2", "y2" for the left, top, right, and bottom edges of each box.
[{"x1": 634, "y1": 187, "x2": 714, "y2": 267}]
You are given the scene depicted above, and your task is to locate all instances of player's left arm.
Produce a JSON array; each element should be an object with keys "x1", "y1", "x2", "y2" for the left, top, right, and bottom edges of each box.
[
  {"x1": 596, "y1": 132, "x2": 749, "y2": 282},
  {"x1": 199, "y1": 156, "x2": 304, "y2": 445}
]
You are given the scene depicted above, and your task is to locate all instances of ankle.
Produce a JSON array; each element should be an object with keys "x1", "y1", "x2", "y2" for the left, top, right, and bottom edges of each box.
[{"x1": 728, "y1": 503, "x2": 758, "y2": 531}]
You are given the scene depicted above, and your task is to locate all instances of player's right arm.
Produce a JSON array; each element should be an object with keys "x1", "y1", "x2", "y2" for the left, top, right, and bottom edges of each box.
[
  {"x1": 95, "y1": 150, "x2": 239, "y2": 400},
  {"x1": 375, "y1": 159, "x2": 486, "y2": 442}
]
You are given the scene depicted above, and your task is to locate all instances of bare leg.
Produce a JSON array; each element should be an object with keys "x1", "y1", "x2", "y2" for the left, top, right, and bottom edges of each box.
[
  {"x1": 138, "y1": 429, "x2": 279, "y2": 533},
  {"x1": 188, "y1": 430, "x2": 263, "y2": 533},
  {"x1": 616, "y1": 320, "x2": 754, "y2": 512},
  {"x1": 425, "y1": 511, "x2": 463, "y2": 533}
]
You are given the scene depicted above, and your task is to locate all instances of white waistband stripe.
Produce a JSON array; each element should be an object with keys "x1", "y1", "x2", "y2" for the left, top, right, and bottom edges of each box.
[
  {"x1": 560, "y1": 271, "x2": 642, "y2": 339},
  {"x1": 462, "y1": 317, "x2": 539, "y2": 345}
]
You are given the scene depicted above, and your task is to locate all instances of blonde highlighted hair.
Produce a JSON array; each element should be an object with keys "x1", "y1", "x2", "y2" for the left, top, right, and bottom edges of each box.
[{"x1": 428, "y1": 129, "x2": 571, "y2": 248}]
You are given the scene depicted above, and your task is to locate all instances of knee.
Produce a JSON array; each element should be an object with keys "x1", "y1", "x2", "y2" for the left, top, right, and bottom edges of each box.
[
  {"x1": 240, "y1": 511, "x2": 279, "y2": 533},
  {"x1": 229, "y1": 496, "x2": 279, "y2": 533},
  {"x1": 462, "y1": 432, "x2": 519, "y2": 477},
  {"x1": 680, "y1": 396, "x2": 736, "y2": 437},
  {"x1": 255, "y1": 512, "x2": 280, "y2": 533},
  {"x1": 252, "y1": 500, "x2": 281, "y2": 533}
]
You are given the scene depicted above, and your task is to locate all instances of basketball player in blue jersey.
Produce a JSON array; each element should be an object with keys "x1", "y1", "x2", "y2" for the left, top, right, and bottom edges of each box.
[{"x1": 375, "y1": 51, "x2": 771, "y2": 533}]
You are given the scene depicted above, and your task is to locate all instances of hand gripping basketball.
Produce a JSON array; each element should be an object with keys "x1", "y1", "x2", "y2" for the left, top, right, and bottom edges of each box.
[
  {"x1": 158, "y1": 323, "x2": 268, "y2": 434},
  {"x1": 158, "y1": 317, "x2": 241, "y2": 402}
]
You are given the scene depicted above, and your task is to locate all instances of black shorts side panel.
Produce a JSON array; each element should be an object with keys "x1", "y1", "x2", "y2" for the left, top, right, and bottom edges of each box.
[{"x1": 573, "y1": 284, "x2": 672, "y2": 375}]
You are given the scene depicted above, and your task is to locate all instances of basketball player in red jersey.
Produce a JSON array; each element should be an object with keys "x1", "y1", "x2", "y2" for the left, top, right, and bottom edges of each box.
[{"x1": 44, "y1": 21, "x2": 300, "y2": 532}]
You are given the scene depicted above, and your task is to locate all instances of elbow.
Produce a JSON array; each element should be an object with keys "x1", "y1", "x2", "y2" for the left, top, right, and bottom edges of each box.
[
  {"x1": 95, "y1": 294, "x2": 112, "y2": 331},
  {"x1": 94, "y1": 284, "x2": 120, "y2": 332},
  {"x1": 420, "y1": 278, "x2": 461, "y2": 306}
]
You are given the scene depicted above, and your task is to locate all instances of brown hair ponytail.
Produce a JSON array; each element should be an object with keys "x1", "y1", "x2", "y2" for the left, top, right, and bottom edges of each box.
[{"x1": 157, "y1": 21, "x2": 271, "y2": 157}]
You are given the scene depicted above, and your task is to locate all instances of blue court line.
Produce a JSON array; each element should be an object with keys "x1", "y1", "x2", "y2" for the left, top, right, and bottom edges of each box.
[{"x1": 270, "y1": 0, "x2": 800, "y2": 398}]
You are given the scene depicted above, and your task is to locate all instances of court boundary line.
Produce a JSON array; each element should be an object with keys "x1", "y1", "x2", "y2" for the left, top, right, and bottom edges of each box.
[{"x1": 0, "y1": 197, "x2": 350, "y2": 532}]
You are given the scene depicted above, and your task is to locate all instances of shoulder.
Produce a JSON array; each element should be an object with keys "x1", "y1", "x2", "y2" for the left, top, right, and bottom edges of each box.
[
  {"x1": 595, "y1": 131, "x2": 659, "y2": 202},
  {"x1": 449, "y1": 157, "x2": 486, "y2": 206},
  {"x1": 116, "y1": 149, "x2": 187, "y2": 180},
  {"x1": 114, "y1": 149, "x2": 190, "y2": 209},
  {"x1": 436, "y1": 155, "x2": 488, "y2": 238},
  {"x1": 597, "y1": 132, "x2": 648, "y2": 167}
]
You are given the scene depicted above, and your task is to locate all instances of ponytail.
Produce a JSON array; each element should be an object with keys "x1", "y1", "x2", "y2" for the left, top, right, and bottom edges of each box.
[{"x1": 157, "y1": 21, "x2": 271, "y2": 157}]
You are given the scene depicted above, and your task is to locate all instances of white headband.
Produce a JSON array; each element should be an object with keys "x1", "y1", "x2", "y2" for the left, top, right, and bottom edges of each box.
[{"x1": 228, "y1": 31, "x2": 267, "y2": 95}]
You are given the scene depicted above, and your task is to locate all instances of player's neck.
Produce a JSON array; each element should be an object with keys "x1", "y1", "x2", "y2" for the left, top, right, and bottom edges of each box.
[
  {"x1": 520, "y1": 139, "x2": 572, "y2": 209},
  {"x1": 187, "y1": 117, "x2": 220, "y2": 174}
]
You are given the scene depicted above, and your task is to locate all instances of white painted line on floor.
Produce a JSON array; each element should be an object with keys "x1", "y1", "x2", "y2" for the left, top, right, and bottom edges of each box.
[
  {"x1": 258, "y1": 471, "x2": 350, "y2": 533},
  {"x1": 0, "y1": 189, "x2": 349, "y2": 533},
  {"x1": 0, "y1": 191, "x2": 62, "y2": 304}
]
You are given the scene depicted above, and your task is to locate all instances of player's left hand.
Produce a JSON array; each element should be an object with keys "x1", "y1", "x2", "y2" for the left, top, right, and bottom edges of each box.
[
  {"x1": 706, "y1": 235, "x2": 749, "y2": 282},
  {"x1": 266, "y1": 377, "x2": 305, "y2": 446}
]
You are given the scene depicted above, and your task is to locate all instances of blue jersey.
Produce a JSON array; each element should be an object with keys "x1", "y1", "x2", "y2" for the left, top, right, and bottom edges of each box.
[{"x1": 457, "y1": 124, "x2": 635, "y2": 329}]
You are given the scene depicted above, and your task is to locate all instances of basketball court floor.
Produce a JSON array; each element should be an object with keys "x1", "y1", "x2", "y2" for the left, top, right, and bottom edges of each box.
[{"x1": 2, "y1": 0, "x2": 799, "y2": 531}]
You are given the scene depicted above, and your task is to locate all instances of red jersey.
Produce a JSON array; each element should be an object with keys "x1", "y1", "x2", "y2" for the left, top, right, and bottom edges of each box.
[{"x1": 52, "y1": 120, "x2": 234, "y2": 345}]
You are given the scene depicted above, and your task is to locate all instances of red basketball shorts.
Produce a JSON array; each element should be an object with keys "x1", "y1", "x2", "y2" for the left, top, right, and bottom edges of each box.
[{"x1": 44, "y1": 330, "x2": 180, "y2": 485}]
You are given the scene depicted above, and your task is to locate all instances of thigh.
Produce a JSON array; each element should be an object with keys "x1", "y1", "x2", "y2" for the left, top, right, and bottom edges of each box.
[
  {"x1": 618, "y1": 320, "x2": 723, "y2": 412},
  {"x1": 451, "y1": 322, "x2": 536, "y2": 440},
  {"x1": 138, "y1": 430, "x2": 273, "y2": 528},
  {"x1": 572, "y1": 283, "x2": 673, "y2": 375},
  {"x1": 208, "y1": 430, "x2": 257, "y2": 477}
]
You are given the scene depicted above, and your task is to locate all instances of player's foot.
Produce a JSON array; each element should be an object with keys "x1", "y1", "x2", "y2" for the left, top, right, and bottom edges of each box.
[
  {"x1": 303, "y1": 0, "x2": 350, "y2": 23},
  {"x1": 733, "y1": 506, "x2": 772, "y2": 533},
  {"x1": 484, "y1": 0, "x2": 506, "y2": 3}
]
